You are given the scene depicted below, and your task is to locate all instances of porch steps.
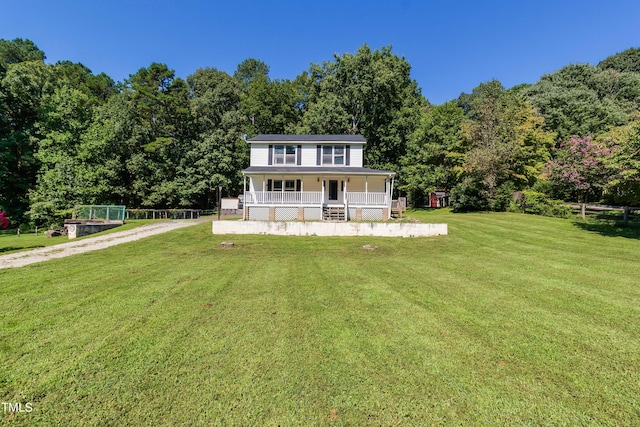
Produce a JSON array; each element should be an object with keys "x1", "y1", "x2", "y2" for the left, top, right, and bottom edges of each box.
[{"x1": 323, "y1": 206, "x2": 346, "y2": 221}]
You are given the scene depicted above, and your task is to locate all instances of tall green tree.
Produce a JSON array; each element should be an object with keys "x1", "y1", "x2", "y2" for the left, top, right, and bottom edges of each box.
[
  {"x1": 0, "y1": 38, "x2": 45, "y2": 76},
  {"x1": 598, "y1": 47, "x2": 640, "y2": 73},
  {"x1": 240, "y1": 74, "x2": 303, "y2": 135},
  {"x1": 603, "y1": 120, "x2": 640, "y2": 205},
  {"x1": 28, "y1": 86, "x2": 95, "y2": 224},
  {"x1": 183, "y1": 67, "x2": 248, "y2": 206},
  {"x1": 52, "y1": 60, "x2": 116, "y2": 102},
  {"x1": 525, "y1": 63, "x2": 640, "y2": 140},
  {"x1": 27, "y1": 61, "x2": 118, "y2": 224},
  {"x1": 233, "y1": 58, "x2": 269, "y2": 88},
  {"x1": 0, "y1": 60, "x2": 53, "y2": 221},
  {"x1": 124, "y1": 63, "x2": 193, "y2": 207},
  {"x1": 400, "y1": 102, "x2": 467, "y2": 205},
  {"x1": 452, "y1": 80, "x2": 554, "y2": 211},
  {"x1": 296, "y1": 44, "x2": 426, "y2": 171}
]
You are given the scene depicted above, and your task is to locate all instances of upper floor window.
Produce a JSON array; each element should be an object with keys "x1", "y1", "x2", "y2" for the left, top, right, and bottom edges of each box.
[
  {"x1": 322, "y1": 145, "x2": 344, "y2": 165},
  {"x1": 274, "y1": 145, "x2": 296, "y2": 165}
]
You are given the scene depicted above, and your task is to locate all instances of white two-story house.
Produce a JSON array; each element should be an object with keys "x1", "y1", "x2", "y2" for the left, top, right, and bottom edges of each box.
[{"x1": 242, "y1": 134, "x2": 396, "y2": 221}]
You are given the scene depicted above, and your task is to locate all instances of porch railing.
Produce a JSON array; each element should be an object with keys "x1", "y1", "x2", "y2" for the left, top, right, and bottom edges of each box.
[
  {"x1": 245, "y1": 191, "x2": 322, "y2": 204},
  {"x1": 245, "y1": 191, "x2": 388, "y2": 206},
  {"x1": 345, "y1": 192, "x2": 388, "y2": 206}
]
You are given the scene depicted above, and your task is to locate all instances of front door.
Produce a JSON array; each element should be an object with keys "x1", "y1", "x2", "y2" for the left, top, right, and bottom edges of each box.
[{"x1": 328, "y1": 180, "x2": 338, "y2": 202}]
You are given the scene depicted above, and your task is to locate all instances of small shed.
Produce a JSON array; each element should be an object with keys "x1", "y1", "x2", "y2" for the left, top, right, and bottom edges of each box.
[
  {"x1": 221, "y1": 198, "x2": 240, "y2": 215},
  {"x1": 429, "y1": 191, "x2": 450, "y2": 208}
]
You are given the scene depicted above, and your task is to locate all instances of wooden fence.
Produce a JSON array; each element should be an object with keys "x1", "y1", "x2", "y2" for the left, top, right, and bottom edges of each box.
[
  {"x1": 566, "y1": 203, "x2": 640, "y2": 222},
  {"x1": 125, "y1": 209, "x2": 203, "y2": 220}
]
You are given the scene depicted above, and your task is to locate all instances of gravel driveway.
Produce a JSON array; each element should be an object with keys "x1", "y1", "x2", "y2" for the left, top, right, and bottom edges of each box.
[{"x1": 0, "y1": 220, "x2": 206, "y2": 269}]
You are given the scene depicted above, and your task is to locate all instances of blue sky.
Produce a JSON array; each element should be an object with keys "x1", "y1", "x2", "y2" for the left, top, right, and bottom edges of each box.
[{"x1": 2, "y1": 0, "x2": 639, "y2": 104}]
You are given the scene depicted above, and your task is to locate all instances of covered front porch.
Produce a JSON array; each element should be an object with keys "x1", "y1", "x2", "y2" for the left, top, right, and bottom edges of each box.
[{"x1": 242, "y1": 170, "x2": 395, "y2": 221}]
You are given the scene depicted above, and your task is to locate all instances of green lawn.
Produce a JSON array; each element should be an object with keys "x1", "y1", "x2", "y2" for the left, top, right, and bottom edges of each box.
[
  {"x1": 1, "y1": 211, "x2": 639, "y2": 425},
  {"x1": 0, "y1": 220, "x2": 158, "y2": 256}
]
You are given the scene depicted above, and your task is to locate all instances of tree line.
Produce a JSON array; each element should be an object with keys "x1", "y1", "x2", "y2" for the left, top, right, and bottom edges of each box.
[{"x1": 1, "y1": 38, "x2": 639, "y2": 226}]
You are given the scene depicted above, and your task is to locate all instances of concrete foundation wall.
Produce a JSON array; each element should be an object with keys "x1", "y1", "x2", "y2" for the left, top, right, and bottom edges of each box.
[
  {"x1": 66, "y1": 222, "x2": 122, "y2": 239},
  {"x1": 212, "y1": 220, "x2": 447, "y2": 237}
]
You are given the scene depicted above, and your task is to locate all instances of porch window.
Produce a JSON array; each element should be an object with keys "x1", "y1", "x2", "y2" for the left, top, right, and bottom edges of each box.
[
  {"x1": 322, "y1": 145, "x2": 345, "y2": 165},
  {"x1": 267, "y1": 179, "x2": 301, "y2": 192},
  {"x1": 274, "y1": 145, "x2": 297, "y2": 165}
]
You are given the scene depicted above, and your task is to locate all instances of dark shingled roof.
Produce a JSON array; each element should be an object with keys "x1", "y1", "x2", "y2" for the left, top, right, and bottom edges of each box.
[
  {"x1": 247, "y1": 134, "x2": 366, "y2": 143},
  {"x1": 243, "y1": 166, "x2": 395, "y2": 176}
]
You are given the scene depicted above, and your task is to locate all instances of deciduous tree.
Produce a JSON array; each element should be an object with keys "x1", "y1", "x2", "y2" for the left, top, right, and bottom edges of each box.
[
  {"x1": 455, "y1": 80, "x2": 554, "y2": 210},
  {"x1": 296, "y1": 44, "x2": 426, "y2": 171},
  {"x1": 400, "y1": 102, "x2": 467, "y2": 205},
  {"x1": 0, "y1": 60, "x2": 54, "y2": 222},
  {"x1": 546, "y1": 136, "x2": 613, "y2": 204},
  {"x1": 603, "y1": 120, "x2": 640, "y2": 205},
  {"x1": 525, "y1": 63, "x2": 640, "y2": 140},
  {"x1": 183, "y1": 68, "x2": 248, "y2": 206}
]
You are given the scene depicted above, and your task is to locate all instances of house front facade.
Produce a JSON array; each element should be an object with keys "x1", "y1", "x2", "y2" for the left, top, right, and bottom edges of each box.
[{"x1": 242, "y1": 135, "x2": 395, "y2": 221}]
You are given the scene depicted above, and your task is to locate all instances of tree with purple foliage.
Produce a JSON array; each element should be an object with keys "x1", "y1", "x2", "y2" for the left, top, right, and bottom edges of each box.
[
  {"x1": 0, "y1": 211, "x2": 9, "y2": 229},
  {"x1": 546, "y1": 136, "x2": 613, "y2": 206}
]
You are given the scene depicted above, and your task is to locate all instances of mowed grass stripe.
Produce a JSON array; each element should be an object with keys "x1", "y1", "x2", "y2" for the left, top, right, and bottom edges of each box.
[{"x1": 1, "y1": 213, "x2": 639, "y2": 425}]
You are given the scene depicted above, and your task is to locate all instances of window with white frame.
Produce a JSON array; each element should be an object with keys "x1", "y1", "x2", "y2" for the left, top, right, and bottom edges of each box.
[
  {"x1": 322, "y1": 145, "x2": 345, "y2": 165},
  {"x1": 274, "y1": 145, "x2": 296, "y2": 165},
  {"x1": 268, "y1": 179, "x2": 301, "y2": 192}
]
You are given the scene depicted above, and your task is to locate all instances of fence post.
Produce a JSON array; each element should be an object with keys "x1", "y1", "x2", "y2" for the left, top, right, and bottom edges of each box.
[
  {"x1": 581, "y1": 203, "x2": 586, "y2": 220},
  {"x1": 624, "y1": 206, "x2": 629, "y2": 224}
]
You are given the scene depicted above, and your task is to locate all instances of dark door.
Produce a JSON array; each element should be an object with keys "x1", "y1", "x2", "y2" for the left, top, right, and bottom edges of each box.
[{"x1": 328, "y1": 180, "x2": 338, "y2": 201}]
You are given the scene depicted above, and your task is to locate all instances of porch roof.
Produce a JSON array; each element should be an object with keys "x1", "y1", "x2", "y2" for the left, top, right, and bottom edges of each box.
[{"x1": 243, "y1": 166, "x2": 395, "y2": 176}]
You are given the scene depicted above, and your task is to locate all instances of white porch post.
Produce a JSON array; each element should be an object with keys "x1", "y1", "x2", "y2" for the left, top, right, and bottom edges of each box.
[
  {"x1": 321, "y1": 177, "x2": 325, "y2": 207},
  {"x1": 365, "y1": 176, "x2": 368, "y2": 205},
  {"x1": 344, "y1": 177, "x2": 348, "y2": 204},
  {"x1": 389, "y1": 176, "x2": 395, "y2": 219},
  {"x1": 344, "y1": 177, "x2": 349, "y2": 221},
  {"x1": 243, "y1": 174, "x2": 247, "y2": 220}
]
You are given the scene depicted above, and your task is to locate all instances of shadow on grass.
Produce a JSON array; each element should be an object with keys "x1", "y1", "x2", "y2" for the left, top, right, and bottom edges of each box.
[
  {"x1": 0, "y1": 245, "x2": 45, "y2": 253},
  {"x1": 573, "y1": 221, "x2": 640, "y2": 239}
]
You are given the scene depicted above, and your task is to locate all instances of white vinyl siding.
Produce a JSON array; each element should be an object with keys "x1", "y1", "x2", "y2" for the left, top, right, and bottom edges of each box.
[
  {"x1": 301, "y1": 145, "x2": 319, "y2": 166},
  {"x1": 250, "y1": 144, "x2": 270, "y2": 166},
  {"x1": 250, "y1": 142, "x2": 365, "y2": 168},
  {"x1": 349, "y1": 145, "x2": 363, "y2": 167}
]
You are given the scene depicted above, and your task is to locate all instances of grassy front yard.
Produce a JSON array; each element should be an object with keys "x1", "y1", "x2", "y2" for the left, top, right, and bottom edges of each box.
[{"x1": 1, "y1": 210, "x2": 639, "y2": 425}]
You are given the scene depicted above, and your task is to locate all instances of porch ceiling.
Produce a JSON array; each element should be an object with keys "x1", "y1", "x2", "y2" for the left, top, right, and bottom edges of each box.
[{"x1": 243, "y1": 166, "x2": 395, "y2": 176}]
